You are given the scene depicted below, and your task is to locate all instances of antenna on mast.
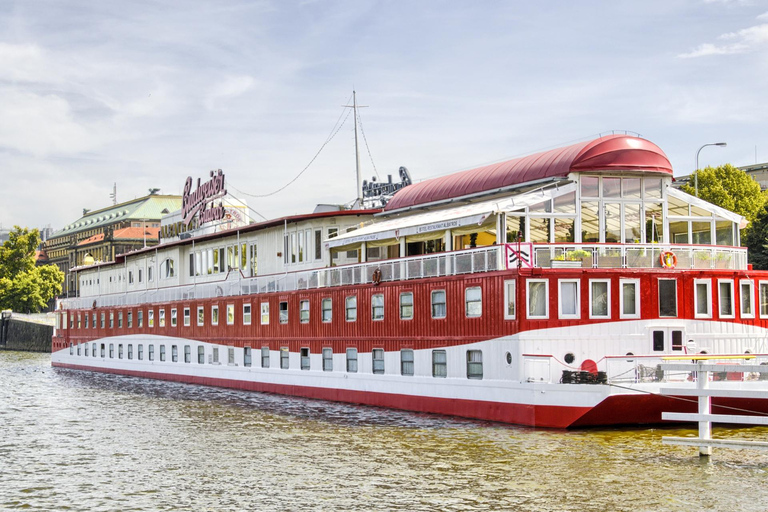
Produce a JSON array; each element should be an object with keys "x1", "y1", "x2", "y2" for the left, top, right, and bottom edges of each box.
[{"x1": 343, "y1": 90, "x2": 367, "y2": 208}]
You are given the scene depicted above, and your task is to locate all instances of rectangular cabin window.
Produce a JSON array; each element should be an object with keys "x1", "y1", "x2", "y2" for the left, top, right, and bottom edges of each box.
[
  {"x1": 719, "y1": 280, "x2": 734, "y2": 318},
  {"x1": 92, "y1": 343, "x2": 97, "y2": 357},
  {"x1": 226, "y1": 304, "x2": 234, "y2": 325},
  {"x1": 346, "y1": 348, "x2": 358, "y2": 373},
  {"x1": 184, "y1": 345, "x2": 191, "y2": 363},
  {"x1": 401, "y1": 350, "x2": 414, "y2": 376},
  {"x1": 527, "y1": 280, "x2": 548, "y2": 319},
  {"x1": 212, "y1": 347, "x2": 219, "y2": 364},
  {"x1": 158, "y1": 309, "x2": 165, "y2": 328},
  {"x1": 432, "y1": 350, "x2": 447, "y2": 378},
  {"x1": 92, "y1": 313, "x2": 96, "y2": 329},
  {"x1": 672, "y1": 330, "x2": 683, "y2": 351},
  {"x1": 85, "y1": 314, "x2": 89, "y2": 329},
  {"x1": 118, "y1": 344, "x2": 123, "y2": 359},
  {"x1": 159, "y1": 345, "x2": 166, "y2": 361},
  {"x1": 589, "y1": 280, "x2": 610, "y2": 319},
  {"x1": 300, "y1": 348, "x2": 310, "y2": 370},
  {"x1": 148, "y1": 344, "x2": 154, "y2": 361},
  {"x1": 243, "y1": 304, "x2": 252, "y2": 325},
  {"x1": 198, "y1": 346, "x2": 205, "y2": 364},
  {"x1": 503, "y1": 281, "x2": 516, "y2": 319},
  {"x1": 261, "y1": 346, "x2": 270, "y2": 368},
  {"x1": 741, "y1": 280, "x2": 755, "y2": 318},
  {"x1": 84, "y1": 343, "x2": 88, "y2": 356},
  {"x1": 127, "y1": 344, "x2": 133, "y2": 360},
  {"x1": 228, "y1": 347, "x2": 235, "y2": 365},
  {"x1": 109, "y1": 343, "x2": 114, "y2": 358},
  {"x1": 184, "y1": 308, "x2": 190, "y2": 327},
  {"x1": 322, "y1": 348, "x2": 333, "y2": 371},
  {"x1": 620, "y1": 279, "x2": 640, "y2": 319},
  {"x1": 465, "y1": 287, "x2": 482, "y2": 318},
  {"x1": 171, "y1": 345, "x2": 178, "y2": 362},
  {"x1": 372, "y1": 294, "x2": 384, "y2": 321},
  {"x1": 244, "y1": 347, "x2": 252, "y2": 367},
  {"x1": 279, "y1": 301, "x2": 289, "y2": 324},
  {"x1": 431, "y1": 290, "x2": 446, "y2": 319},
  {"x1": 261, "y1": 302, "x2": 270, "y2": 325},
  {"x1": 321, "y1": 298, "x2": 332, "y2": 322},
  {"x1": 558, "y1": 280, "x2": 580, "y2": 319},
  {"x1": 760, "y1": 282, "x2": 768, "y2": 317},
  {"x1": 212, "y1": 305, "x2": 219, "y2": 325},
  {"x1": 658, "y1": 279, "x2": 677, "y2": 317},
  {"x1": 694, "y1": 279, "x2": 712, "y2": 318},
  {"x1": 467, "y1": 350, "x2": 483, "y2": 380},
  {"x1": 372, "y1": 348, "x2": 385, "y2": 374},
  {"x1": 197, "y1": 306, "x2": 204, "y2": 326},
  {"x1": 280, "y1": 347, "x2": 289, "y2": 369},
  {"x1": 315, "y1": 229, "x2": 322, "y2": 260},
  {"x1": 300, "y1": 300, "x2": 310, "y2": 323},
  {"x1": 400, "y1": 292, "x2": 414, "y2": 320},
  {"x1": 137, "y1": 344, "x2": 143, "y2": 360},
  {"x1": 171, "y1": 308, "x2": 177, "y2": 327},
  {"x1": 345, "y1": 296, "x2": 357, "y2": 322},
  {"x1": 652, "y1": 331, "x2": 664, "y2": 352},
  {"x1": 77, "y1": 314, "x2": 81, "y2": 329},
  {"x1": 127, "y1": 312, "x2": 133, "y2": 328},
  {"x1": 100, "y1": 312, "x2": 105, "y2": 328},
  {"x1": 148, "y1": 310, "x2": 154, "y2": 328}
]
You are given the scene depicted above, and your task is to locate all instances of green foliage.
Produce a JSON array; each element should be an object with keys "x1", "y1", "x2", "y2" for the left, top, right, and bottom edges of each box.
[
  {"x1": 744, "y1": 204, "x2": 768, "y2": 270},
  {"x1": 0, "y1": 226, "x2": 64, "y2": 312},
  {"x1": 680, "y1": 164, "x2": 767, "y2": 224}
]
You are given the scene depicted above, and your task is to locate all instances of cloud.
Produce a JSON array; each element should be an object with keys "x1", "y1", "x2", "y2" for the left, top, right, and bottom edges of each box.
[
  {"x1": 758, "y1": 12, "x2": 768, "y2": 20},
  {"x1": 679, "y1": 22, "x2": 768, "y2": 57},
  {"x1": 203, "y1": 75, "x2": 256, "y2": 110}
]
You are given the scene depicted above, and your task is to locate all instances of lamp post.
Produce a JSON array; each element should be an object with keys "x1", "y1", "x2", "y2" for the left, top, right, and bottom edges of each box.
[{"x1": 695, "y1": 142, "x2": 727, "y2": 197}]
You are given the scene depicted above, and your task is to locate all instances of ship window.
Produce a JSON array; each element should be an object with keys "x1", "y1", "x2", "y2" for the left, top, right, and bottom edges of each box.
[
  {"x1": 741, "y1": 280, "x2": 754, "y2": 318},
  {"x1": 198, "y1": 346, "x2": 205, "y2": 364},
  {"x1": 69, "y1": 342, "x2": 73, "y2": 355},
  {"x1": 197, "y1": 306, "x2": 204, "y2": 326},
  {"x1": 171, "y1": 308, "x2": 177, "y2": 327},
  {"x1": 84, "y1": 343, "x2": 88, "y2": 356},
  {"x1": 279, "y1": 301, "x2": 289, "y2": 324},
  {"x1": 148, "y1": 309, "x2": 154, "y2": 328},
  {"x1": 148, "y1": 267, "x2": 153, "y2": 282},
  {"x1": 432, "y1": 350, "x2": 447, "y2": 378},
  {"x1": 212, "y1": 305, "x2": 219, "y2": 325},
  {"x1": 118, "y1": 344, "x2": 123, "y2": 359},
  {"x1": 117, "y1": 312, "x2": 122, "y2": 328},
  {"x1": 400, "y1": 292, "x2": 414, "y2": 320},
  {"x1": 228, "y1": 347, "x2": 235, "y2": 365},
  {"x1": 589, "y1": 280, "x2": 610, "y2": 319},
  {"x1": 77, "y1": 315, "x2": 81, "y2": 329},
  {"x1": 323, "y1": 348, "x2": 333, "y2": 371},
  {"x1": 76, "y1": 343, "x2": 81, "y2": 356},
  {"x1": 184, "y1": 345, "x2": 191, "y2": 363},
  {"x1": 758, "y1": 282, "x2": 768, "y2": 318},
  {"x1": 261, "y1": 302, "x2": 270, "y2": 325},
  {"x1": 159, "y1": 345, "x2": 166, "y2": 361},
  {"x1": 261, "y1": 346, "x2": 270, "y2": 368},
  {"x1": 301, "y1": 348, "x2": 310, "y2": 370},
  {"x1": 110, "y1": 312, "x2": 114, "y2": 328},
  {"x1": 315, "y1": 229, "x2": 322, "y2": 260},
  {"x1": 321, "y1": 298, "x2": 332, "y2": 322},
  {"x1": 300, "y1": 300, "x2": 310, "y2": 323},
  {"x1": 558, "y1": 280, "x2": 580, "y2": 319},
  {"x1": 148, "y1": 344, "x2": 154, "y2": 361},
  {"x1": 92, "y1": 313, "x2": 96, "y2": 329},
  {"x1": 346, "y1": 348, "x2": 358, "y2": 373},
  {"x1": 467, "y1": 350, "x2": 483, "y2": 380},
  {"x1": 212, "y1": 347, "x2": 219, "y2": 364},
  {"x1": 620, "y1": 279, "x2": 640, "y2": 319},
  {"x1": 372, "y1": 348, "x2": 385, "y2": 374},
  {"x1": 226, "y1": 304, "x2": 234, "y2": 325},
  {"x1": 171, "y1": 345, "x2": 178, "y2": 362},
  {"x1": 527, "y1": 280, "x2": 549, "y2": 319},
  {"x1": 345, "y1": 296, "x2": 357, "y2": 322},
  {"x1": 127, "y1": 311, "x2": 132, "y2": 328},
  {"x1": 243, "y1": 304, "x2": 252, "y2": 325},
  {"x1": 85, "y1": 314, "x2": 89, "y2": 329},
  {"x1": 280, "y1": 347, "x2": 289, "y2": 369},
  {"x1": 138, "y1": 344, "x2": 143, "y2": 360},
  {"x1": 372, "y1": 294, "x2": 384, "y2": 321},
  {"x1": 694, "y1": 279, "x2": 712, "y2": 318},
  {"x1": 658, "y1": 279, "x2": 677, "y2": 317},
  {"x1": 244, "y1": 347, "x2": 252, "y2": 367},
  {"x1": 100, "y1": 312, "x2": 105, "y2": 328},
  {"x1": 503, "y1": 281, "x2": 516, "y2": 320},
  {"x1": 161, "y1": 258, "x2": 175, "y2": 279},
  {"x1": 652, "y1": 331, "x2": 664, "y2": 352},
  {"x1": 92, "y1": 343, "x2": 97, "y2": 358},
  {"x1": 465, "y1": 287, "x2": 482, "y2": 318},
  {"x1": 431, "y1": 290, "x2": 446, "y2": 319},
  {"x1": 719, "y1": 280, "x2": 734, "y2": 318},
  {"x1": 184, "y1": 308, "x2": 190, "y2": 326},
  {"x1": 127, "y1": 344, "x2": 133, "y2": 360},
  {"x1": 107, "y1": 343, "x2": 114, "y2": 358},
  {"x1": 401, "y1": 350, "x2": 414, "y2": 376},
  {"x1": 672, "y1": 331, "x2": 683, "y2": 351}
]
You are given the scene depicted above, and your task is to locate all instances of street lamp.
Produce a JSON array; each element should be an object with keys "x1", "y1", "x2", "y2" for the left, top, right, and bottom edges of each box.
[{"x1": 695, "y1": 142, "x2": 727, "y2": 197}]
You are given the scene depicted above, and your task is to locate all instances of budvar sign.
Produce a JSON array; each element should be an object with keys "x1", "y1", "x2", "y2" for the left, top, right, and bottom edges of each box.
[{"x1": 182, "y1": 169, "x2": 227, "y2": 227}]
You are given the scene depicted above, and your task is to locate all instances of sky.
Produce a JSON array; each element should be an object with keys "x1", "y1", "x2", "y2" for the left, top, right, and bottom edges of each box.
[{"x1": 1, "y1": 0, "x2": 767, "y2": 231}]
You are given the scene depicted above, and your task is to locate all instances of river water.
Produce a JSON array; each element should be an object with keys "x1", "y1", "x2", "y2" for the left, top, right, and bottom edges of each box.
[{"x1": 2, "y1": 351, "x2": 768, "y2": 512}]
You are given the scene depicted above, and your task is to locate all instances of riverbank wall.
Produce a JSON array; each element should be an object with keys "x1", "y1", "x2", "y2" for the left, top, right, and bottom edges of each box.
[{"x1": 0, "y1": 312, "x2": 53, "y2": 353}]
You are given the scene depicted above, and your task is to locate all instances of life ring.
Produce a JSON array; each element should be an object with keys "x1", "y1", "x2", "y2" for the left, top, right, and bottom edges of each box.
[
  {"x1": 660, "y1": 251, "x2": 677, "y2": 269},
  {"x1": 371, "y1": 268, "x2": 382, "y2": 286}
]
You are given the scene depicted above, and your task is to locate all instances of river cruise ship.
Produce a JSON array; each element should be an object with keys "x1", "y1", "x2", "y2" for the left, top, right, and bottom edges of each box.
[{"x1": 51, "y1": 134, "x2": 768, "y2": 428}]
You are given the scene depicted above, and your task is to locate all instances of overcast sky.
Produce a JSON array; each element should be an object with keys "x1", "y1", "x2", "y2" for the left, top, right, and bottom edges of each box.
[{"x1": 1, "y1": 0, "x2": 767, "y2": 231}]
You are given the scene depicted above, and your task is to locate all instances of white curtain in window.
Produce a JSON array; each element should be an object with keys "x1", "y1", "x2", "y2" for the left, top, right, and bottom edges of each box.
[{"x1": 561, "y1": 282, "x2": 577, "y2": 316}]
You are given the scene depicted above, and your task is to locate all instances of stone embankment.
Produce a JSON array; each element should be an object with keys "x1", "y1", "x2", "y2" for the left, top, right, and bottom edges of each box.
[{"x1": 0, "y1": 311, "x2": 54, "y2": 353}]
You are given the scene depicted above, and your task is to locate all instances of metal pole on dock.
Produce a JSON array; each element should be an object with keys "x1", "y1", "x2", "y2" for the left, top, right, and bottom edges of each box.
[{"x1": 697, "y1": 365, "x2": 712, "y2": 457}]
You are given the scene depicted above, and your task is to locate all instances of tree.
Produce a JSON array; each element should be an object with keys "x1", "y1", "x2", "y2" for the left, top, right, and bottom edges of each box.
[
  {"x1": 680, "y1": 164, "x2": 767, "y2": 224},
  {"x1": 744, "y1": 205, "x2": 768, "y2": 269},
  {"x1": 0, "y1": 226, "x2": 64, "y2": 312}
]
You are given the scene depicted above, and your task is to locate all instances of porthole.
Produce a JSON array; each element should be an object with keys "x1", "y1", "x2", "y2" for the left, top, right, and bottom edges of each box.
[
  {"x1": 505, "y1": 352, "x2": 512, "y2": 365},
  {"x1": 564, "y1": 352, "x2": 575, "y2": 364}
]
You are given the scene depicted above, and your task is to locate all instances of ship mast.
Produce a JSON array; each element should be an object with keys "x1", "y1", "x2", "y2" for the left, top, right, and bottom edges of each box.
[{"x1": 344, "y1": 90, "x2": 366, "y2": 208}]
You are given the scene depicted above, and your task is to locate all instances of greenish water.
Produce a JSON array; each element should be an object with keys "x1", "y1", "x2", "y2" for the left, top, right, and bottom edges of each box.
[{"x1": 1, "y1": 351, "x2": 767, "y2": 511}]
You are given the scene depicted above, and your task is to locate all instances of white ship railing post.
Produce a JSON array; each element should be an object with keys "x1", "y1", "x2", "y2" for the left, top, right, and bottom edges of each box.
[{"x1": 697, "y1": 363, "x2": 713, "y2": 457}]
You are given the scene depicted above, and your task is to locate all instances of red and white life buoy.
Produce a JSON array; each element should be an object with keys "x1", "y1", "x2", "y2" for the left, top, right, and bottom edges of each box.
[
  {"x1": 371, "y1": 268, "x2": 382, "y2": 286},
  {"x1": 660, "y1": 251, "x2": 677, "y2": 269}
]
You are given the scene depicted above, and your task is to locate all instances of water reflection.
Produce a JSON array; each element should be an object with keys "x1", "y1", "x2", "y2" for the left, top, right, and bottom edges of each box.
[{"x1": 2, "y1": 351, "x2": 768, "y2": 512}]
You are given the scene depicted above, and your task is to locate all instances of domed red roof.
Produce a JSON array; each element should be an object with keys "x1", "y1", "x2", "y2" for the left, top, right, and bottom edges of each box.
[{"x1": 384, "y1": 135, "x2": 672, "y2": 212}]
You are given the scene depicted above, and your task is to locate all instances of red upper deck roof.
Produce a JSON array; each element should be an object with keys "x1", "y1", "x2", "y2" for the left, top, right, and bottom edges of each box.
[{"x1": 384, "y1": 135, "x2": 672, "y2": 212}]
